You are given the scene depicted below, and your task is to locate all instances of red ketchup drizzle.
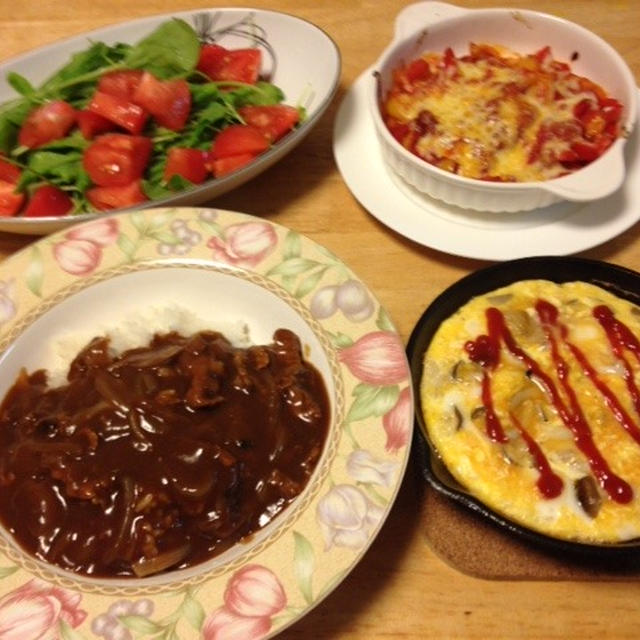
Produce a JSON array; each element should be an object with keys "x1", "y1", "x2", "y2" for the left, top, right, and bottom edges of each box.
[
  {"x1": 465, "y1": 302, "x2": 634, "y2": 504},
  {"x1": 464, "y1": 331, "x2": 507, "y2": 443},
  {"x1": 594, "y1": 305, "x2": 640, "y2": 420},
  {"x1": 534, "y1": 299, "x2": 632, "y2": 503},
  {"x1": 510, "y1": 412, "x2": 564, "y2": 499}
]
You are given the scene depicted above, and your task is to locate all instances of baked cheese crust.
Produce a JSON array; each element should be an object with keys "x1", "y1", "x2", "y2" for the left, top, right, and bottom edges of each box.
[{"x1": 383, "y1": 44, "x2": 623, "y2": 182}]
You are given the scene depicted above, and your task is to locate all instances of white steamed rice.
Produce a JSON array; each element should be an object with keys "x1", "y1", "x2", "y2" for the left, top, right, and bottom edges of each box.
[{"x1": 45, "y1": 304, "x2": 251, "y2": 387}]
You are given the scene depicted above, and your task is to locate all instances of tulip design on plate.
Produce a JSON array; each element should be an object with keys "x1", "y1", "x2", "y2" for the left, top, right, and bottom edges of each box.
[
  {"x1": 202, "y1": 608, "x2": 271, "y2": 640},
  {"x1": 346, "y1": 449, "x2": 398, "y2": 487},
  {"x1": 339, "y1": 331, "x2": 408, "y2": 386},
  {"x1": 0, "y1": 578, "x2": 87, "y2": 640},
  {"x1": 202, "y1": 565, "x2": 287, "y2": 640},
  {"x1": 23, "y1": 217, "x2": 119, "y2": 295},
  {"x1": 207, "y1": 221, "x2": 278, "y2": 268},
  {"x1": 53, "y1": 239, "x2": 102, "y2": 277},
  {"x1": 65, "y1": 218, "x2": 119, "y2": 248},
  {"x1": 338, "y1": 330, "x2": 411, "y2": 449},
  {"x1": 53, "y1": 218, "x2": 119, "y2": 276},
  {"x1": 316, "y1": 484, "x2": 384, "y2": 551},
  {"x1": 382, "y1": 386, "x2": 413, "y2": 453},
  {"x1": 310, "y1": 279, "x2": 374, "y2": 322},
  {"x1": 0, "y1": 279, "x2": 16, "y2": 326}
]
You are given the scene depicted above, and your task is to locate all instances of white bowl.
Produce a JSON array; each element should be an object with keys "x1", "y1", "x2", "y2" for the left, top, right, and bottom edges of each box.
[
  {"x1": 368, "y1": 2, "x2": 638, "y2": 212},
  {"x1": 0, "y1": 8, "x2": 341, "y2": 234}
]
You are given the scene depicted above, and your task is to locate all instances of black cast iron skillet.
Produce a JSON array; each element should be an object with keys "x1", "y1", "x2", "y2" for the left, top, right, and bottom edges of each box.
[{"x1": 407, "y1": 256, "x2": 640, "y2": 559}]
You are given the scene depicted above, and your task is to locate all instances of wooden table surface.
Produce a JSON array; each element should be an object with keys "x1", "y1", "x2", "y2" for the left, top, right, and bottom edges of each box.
[{"x1": 2, "y1": 0, "x2": 640, "y2": 638}]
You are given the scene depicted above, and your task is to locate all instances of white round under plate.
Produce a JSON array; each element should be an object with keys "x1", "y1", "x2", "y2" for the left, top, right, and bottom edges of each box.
[{"x1": 333, "y1": 69, "x2": 640, "y2": 261}]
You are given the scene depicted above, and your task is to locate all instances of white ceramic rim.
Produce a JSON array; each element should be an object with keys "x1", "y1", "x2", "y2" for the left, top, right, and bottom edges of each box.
[{"x1": 368, "y1": 2, "x2": 638, "y2": 206}]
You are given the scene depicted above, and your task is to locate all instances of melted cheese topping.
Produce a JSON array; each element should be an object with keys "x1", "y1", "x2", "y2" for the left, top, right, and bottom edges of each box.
[
  {"x1": 421, "y1": 280, "x2": 640, "y2": 543},
  {"x1": 384, "y1": 44, "x2": 621, "y2": 182}
]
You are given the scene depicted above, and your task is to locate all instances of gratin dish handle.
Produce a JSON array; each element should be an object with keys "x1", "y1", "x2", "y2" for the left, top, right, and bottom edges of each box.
[
  {"x1": 542, "y1": 141, "x2": 627, "y2": 202},
  {"x1": 393, "y1": 1, "x2": 469, "y2": 42}
]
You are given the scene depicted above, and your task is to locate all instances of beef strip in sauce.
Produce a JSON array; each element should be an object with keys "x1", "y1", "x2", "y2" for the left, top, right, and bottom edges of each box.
[{"x1": 0, "y1": 328, "x2": 329, "y2": 578}]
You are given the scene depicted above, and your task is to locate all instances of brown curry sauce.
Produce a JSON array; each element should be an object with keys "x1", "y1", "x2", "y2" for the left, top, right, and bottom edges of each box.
[{"x1": 0, "y1": 328, "x2": 329, "y2": 578}]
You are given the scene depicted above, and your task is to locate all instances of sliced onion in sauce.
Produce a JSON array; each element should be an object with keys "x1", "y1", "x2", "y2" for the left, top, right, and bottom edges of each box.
[{"x1": 132, "y1": 543, "x2": 191, "y2": 578}]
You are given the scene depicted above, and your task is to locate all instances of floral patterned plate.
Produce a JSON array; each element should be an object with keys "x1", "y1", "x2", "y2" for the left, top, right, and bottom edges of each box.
[
  {"x1": 0, "y1": 208, "x2": 412, "y2": 639},
  {"x1": 0, "y1": 8, "x2": 340, "y2": 235}
]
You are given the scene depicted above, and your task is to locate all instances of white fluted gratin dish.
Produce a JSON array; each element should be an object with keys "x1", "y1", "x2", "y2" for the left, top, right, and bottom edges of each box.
[{"x1": 367, "y1": 2, "x2": 637, "y2": 212}]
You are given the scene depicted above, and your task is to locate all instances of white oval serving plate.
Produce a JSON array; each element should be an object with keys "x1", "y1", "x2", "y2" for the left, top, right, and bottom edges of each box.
[{"x1": 0, "y1": 8, "x2": 341, "y2": 235}]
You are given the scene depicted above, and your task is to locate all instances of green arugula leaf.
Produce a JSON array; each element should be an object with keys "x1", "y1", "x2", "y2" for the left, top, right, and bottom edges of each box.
[
  {"x1": 189, "y1": 82, "x2": 222, "y2": 107},
  {"x1": 166, "y1": 174, "x2": 194, "y2": 191},
  {"x1": 229, "y1": 81, "x2": 284, "y2": 107},
  {"x1": 7, "y1": 73, "x2": 36, "y2": 98},
  {"x1": 73, "y1": 169, "x2": 92, "y2": 194},
  {"x1": 26, "y1": 150, "x2": 83, "y2": 181},
  {"x1": 41, "y1": 42, "x2": 124, "y2": 90},
  {"x1": 142, "y1": 174, "x2": 194, "y2": 200},
  {"x1": 181, "y1": 102, "x2": 230, "y2": 147},
  {"x1": 37, "y1": 131, "x2": 89, "y2": 151},
  {"x1": 18, "y1": 146, "x2": 89, "y2": 194},
  {"x1": 38, "y1": 42, "x2": 130, "y2": 106},
  {"x1": 124, "y1": 19, "x2": 200, "y2": 79},
  {"x1": 0, "y1": 100, "x2": 31, "y2": 153}
]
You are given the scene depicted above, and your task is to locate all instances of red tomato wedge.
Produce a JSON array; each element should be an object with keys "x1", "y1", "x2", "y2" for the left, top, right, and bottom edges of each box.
[
  {"x1": 571, "y1": 140, "x2": 609, "y2": 162},
  {"x1": 0, "y1": 156, "x2": 21, "y2": 183},
  {"x1": 580, "y1": 110, "x2": 607, "y2": 139},
  {"x1": 83, "y1": 134, "x2": 152, "y2": 187},
  {"x1": 600, "y1": 98, "x2": 623, "y2": 124},
  {"x1": 18, "y1": 101, "x2": 76, "y2": 149},
  {"x1": 208, "y1": 153, "x2": 256, "y2": 178},
  {"x1": 164, "y1": 148, "x2": 208, "y2": 184},
  {"x1": 22, "y1": 185, "x2": 74, "y2": 217},
  {"x1": 77, "y1": 110, "x2": 117, "y2": 140},
  {"x1": 197, "y1": 45, "x2": 261, "y2": 84},
  {"x1": 0, "y1": 180, "x2": 25, "y2": 216},
  {"x1": 88, "y1": 91, "x2": 148, "y2": 135},
  {"x1": 210, "y1": 124, "x2": 269, "y2": 160},
  {"x1": 132, "y1": 73, "x2": 191, "y2": 131},
  {"x1": 238, "y1": 105, "x2": 299, "y2": 142},
  {"x1": 97, "y1": 70, "x2": 144, "y2": 101},
  {"x1": 406, "y1": 58, "x2": 432, "y2": 83},
  {"x1": 86, "y1": 180, "x2": 148, "y2": 211}
]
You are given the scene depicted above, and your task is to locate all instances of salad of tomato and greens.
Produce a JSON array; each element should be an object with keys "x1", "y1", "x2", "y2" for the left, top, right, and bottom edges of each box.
[{"x1": 0, "y1": 19, "x2": 303, "y2": 217}]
